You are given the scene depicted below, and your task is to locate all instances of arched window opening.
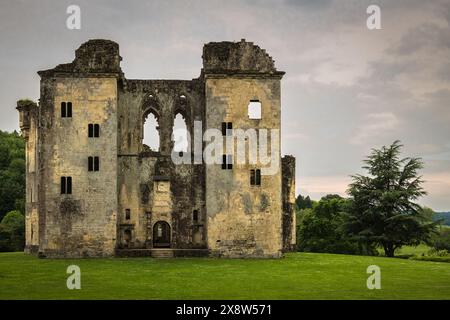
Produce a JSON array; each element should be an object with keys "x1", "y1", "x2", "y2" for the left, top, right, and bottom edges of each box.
[
  {"x1": 248, "y1": 100, "x2": 262, "y2": 119},
  {"x1": 172, "y1": 113, "x2": 188, "y2": 152},
  {"x1": 143, "y1": 112, "x2": 160, "y2": 151}
]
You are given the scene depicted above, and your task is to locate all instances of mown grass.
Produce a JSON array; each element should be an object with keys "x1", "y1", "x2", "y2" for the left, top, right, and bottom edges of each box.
[{"x1": 0, "y1": 252, "x2": 449, "y2": 300}]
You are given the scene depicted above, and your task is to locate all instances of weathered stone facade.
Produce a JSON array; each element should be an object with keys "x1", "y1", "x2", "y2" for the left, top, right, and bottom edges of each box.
[{"x1": 16, "y1": 39, "x2": 296, "y2": 258}]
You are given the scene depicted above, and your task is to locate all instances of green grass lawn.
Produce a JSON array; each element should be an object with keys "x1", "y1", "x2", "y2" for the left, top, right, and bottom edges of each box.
[{"x1": 0, "y1": 252, "x2": 449, "y2": 299}]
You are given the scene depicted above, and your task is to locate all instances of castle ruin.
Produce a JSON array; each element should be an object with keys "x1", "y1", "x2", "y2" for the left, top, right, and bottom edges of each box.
[{"x1": 16, "y1": 39, "x2": 296, "y2": 258}]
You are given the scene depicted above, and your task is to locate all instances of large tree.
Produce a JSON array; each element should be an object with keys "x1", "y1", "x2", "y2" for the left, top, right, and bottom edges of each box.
[{"x1": 345, "y1": 141, "x2": 437, "y2": 257}]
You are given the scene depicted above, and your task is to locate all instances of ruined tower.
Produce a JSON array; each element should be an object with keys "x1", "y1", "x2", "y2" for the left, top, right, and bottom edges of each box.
[{"x1": 17, "y1": 39, "x2": 296, "y2": 258}]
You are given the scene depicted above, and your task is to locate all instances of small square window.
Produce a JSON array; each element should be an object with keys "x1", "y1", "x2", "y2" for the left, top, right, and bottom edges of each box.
[{"x1": 248, "y1": 100, "x2": 261, "y2": 119}]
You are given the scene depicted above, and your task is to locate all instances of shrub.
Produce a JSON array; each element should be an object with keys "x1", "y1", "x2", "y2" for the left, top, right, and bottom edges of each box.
[
  {"x1": 433, "y1": 229, "x2": 450, "y2": 251},
  {"x1": 296, "y1": 195, "x2": 376, "y2": 255},
  {"x1": 0, "y1": 210, "x2": 25, "y2": 252}
]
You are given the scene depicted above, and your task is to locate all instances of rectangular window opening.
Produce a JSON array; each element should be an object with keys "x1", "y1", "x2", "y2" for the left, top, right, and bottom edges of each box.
[
  {"x1": 221, "y1": 122, "x2": 233, "y2": 136},
  {"x1": 88, "y1": 124, "x2": 94, "y2": 137},
  {"x1": 250, "y1": 169, "x2": 261, "y2": 186},
  {"x1": 61, "y1": 102, "x2": 66, "y2": 118},
  {"x1": 61, "y1": 177, "x2": 66, "y2": 194},
  {"x1": 94, "y1": 156, "x2": 99, "y2": 171},
  {"x1": 248, "y1": 100, "x2": 262, "y2": 119},
  {"x1": 88, "y1": 157, "x2": 93, "y2": 171},
  {"x1": 94, "y1": 124, "x2": 100, "y2": 137},
  {"x1": 221, "y1": 154, "x2": 227, "y2": 170},
  {"x1": 227, "y1": 154, "x2": 233, "y2": 170},
  {"x1": 67, "y1": 102, "x2": 72, "y2": 117},
  {"x1": 67, "y1": 177, "x2": 72, "y2": 194},
  {"x1": 61, "y1": 176, "x2": 72, "y2": 194},
  {"x1": 193, "y1": 210, "x2": 199, "y2": 222},
  {"x1": 226, "y1": 122, "x2": 233, "y2": 136},
  {"x1": 250, "y1": 169, "x2": 255, "y2": 185},
  {"x1": 256, "y1": 169, "x2": 261, "y2": 186}
]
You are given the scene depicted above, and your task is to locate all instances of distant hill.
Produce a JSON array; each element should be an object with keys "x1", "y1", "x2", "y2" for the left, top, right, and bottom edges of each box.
[{"x1": 434, "y1": 212, "x2": 450, "y2": 226}]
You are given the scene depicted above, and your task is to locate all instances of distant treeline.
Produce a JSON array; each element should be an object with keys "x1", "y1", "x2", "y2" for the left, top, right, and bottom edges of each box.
[
  {"x1": 434, "y1": 212, "x2": 450, "y2": 226},
  {"x1": 0, "y1": 130, "x2": 25, "y2": 251}
]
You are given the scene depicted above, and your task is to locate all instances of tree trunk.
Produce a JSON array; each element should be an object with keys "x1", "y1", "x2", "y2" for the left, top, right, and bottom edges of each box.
[{"x1": 383, "y1": 243, "x2": 395, "y2": 257}]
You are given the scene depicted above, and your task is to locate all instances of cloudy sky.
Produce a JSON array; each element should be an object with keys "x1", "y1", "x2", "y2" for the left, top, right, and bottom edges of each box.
[{"x1": 1, "y1": 0, "x2": 449, "y2": 210}]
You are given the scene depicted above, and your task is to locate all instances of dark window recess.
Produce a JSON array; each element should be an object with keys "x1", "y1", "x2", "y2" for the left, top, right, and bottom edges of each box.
[
  {"x1": 222, "y1": 154, "x2": 233, "y2": 170},
  {"x1": 227, "y1": 154, "x2": 233, "y2": 169},
  {"x1": 61, "y1": 102, "x2": 66, "y2": 118},
  {"x1": 88, "y1": 157, "x2": 100, "y2": 172},
  {"x1": 88, "y1": 124, "x2": 94, "y2": 137},
  {"x1": 250, "y1": 169, "x2": 261, "y2": 186},
  {"x1": 61, "y1": 177, "x2": 66, "y2": 194},
  {"x1": 61, "y1": 102, "x2": 73, "y2": 118},
  {"x1": 88, "y1": 124, "x2": 100, "y2": 138},
  {"x1": 94, "y1": 124, "x2": 100, "y2": 137},
  {"x1": 67, "y1": 102, "x2": 72, "y2": 117},
  {"x1": 193, "y1": 210, "x2": 199, "y2": 222},
  {"x1": 125, "y1": 209, "x2": 131, "y2": 220},
  {"x1": 88, "y1": 157, "x2": 93, "y2": 171},
  {"x1": 227, "y1": 122, "x2": 232, "y2": 136},
  {"x1": 94, "y1": 156, "x2": 99, "y2": 171},
  {"x1": 221, "y1": 122, "x2": 233, "y2": 136},
  {"x1": 222, "y1": 154, "x2": 227, "y2": 170},
  {"x1": 255, "y1": 169, "x2": 261, "y2": 185},
  {"x1": 61, "y1": 176, "x2": 72, "y2": 194},
  {"x1": 67, "y1": 177, "x2": 72, "y2": 193}
]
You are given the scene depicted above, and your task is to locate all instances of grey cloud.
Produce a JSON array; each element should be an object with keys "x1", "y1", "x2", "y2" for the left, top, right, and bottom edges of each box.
[
  {"x1": 0, "y1": 0, "x2": 449, "y2": 210},
  {"x1": 387, "y1": 23, "x2": 450, "y2": 56},
  {"x1": 283, "y1": 0, "x2": 334, "y2": 9}
]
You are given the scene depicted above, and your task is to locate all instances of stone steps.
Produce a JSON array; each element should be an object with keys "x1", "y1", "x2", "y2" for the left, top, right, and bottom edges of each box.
[{"x1": 151, "y1": 249, "x2": 174, "y2": 258}]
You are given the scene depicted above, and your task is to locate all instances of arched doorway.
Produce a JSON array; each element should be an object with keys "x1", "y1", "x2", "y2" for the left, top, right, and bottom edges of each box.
[{"x1": 153, "y1": 221, "x2": 171, "y2": 248}]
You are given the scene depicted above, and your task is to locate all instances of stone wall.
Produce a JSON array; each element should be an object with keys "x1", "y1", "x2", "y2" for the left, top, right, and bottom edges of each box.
[
  {"x1": 116, "y1": 79, "x2": 206, "y2": 250},
  {"x1": 203, "y1": 40, "x2": 285, "y2": 258},
  {"x1": 282, "y1": 155, "x2": 296, "y2": 251},
  {"x1": 16, "y1": 100, "x2": 40, "y2": 253},
  {"x1": 37, "y1": 76, "x2": 118, "y2": 258}
]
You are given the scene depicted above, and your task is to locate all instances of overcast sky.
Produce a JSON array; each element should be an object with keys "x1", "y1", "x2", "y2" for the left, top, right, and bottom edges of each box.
[{"x1": 1, "y1": 0, "x2": 449, "y2": 210}]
